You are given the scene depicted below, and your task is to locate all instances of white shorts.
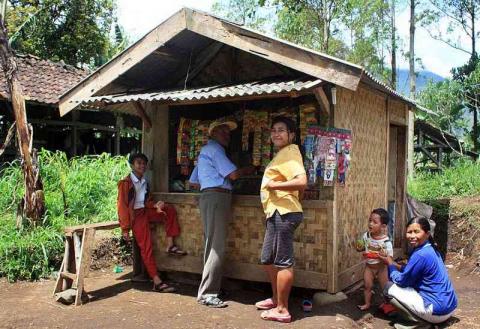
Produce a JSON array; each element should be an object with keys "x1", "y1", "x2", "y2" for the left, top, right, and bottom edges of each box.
[{"x1": 387, "y1": 283, "x2": 454, "y2": 324}]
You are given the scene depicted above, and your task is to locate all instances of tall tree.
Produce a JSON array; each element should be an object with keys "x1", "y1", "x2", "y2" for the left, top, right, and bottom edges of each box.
[
  {"x1": 273, "y1": 0, "x2": 346, "y2": 54},
  {"x1": 407, "y1": 0, "x2": 417, "y2": 177},
  {"x1": 423, "y1": 0, "x2": 480, "y2": 152},
  {"x1": 0, "y1": 1, "x2": 45, "y2": 225},
  {"x1": 423, "y1": 0, "x2": 479, "y2": 60},
  {"x1": 212, "y1": 0, "x2": 270, "y2": 31},
  {"x1": 5, "y1": 0, "x2": 118, "y2": 67},
  {"x1": 213, "y1": 0, "x2": 401, "y2": 86},
  {"x1": 390, "y1": 0, "x2": 397, "y2": 89},
  {"x1": 272, "y1": 0, "x2": 396, "y2": 82}
]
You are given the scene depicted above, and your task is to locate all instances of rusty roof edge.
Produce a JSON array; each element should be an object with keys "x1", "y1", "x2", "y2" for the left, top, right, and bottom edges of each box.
[
  {"x1": 81, "y1": 78, "x2": 322, "y2": 106},
  {"x1": 360, "y1": 70, "x2": 439, "y2": 116}
]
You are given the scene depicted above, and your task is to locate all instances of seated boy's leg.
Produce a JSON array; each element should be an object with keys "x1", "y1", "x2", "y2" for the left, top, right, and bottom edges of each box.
[
  {"x1": 132, "y1": 210, "x2": 158, "y2": 279},
  {"x1": 162, "y1": 204, "x2": 180, "y2": 237},
  {"x1": 144, "y1": 205, "x2": 180, "y2": 237},
  {"x1": 358, "y1": 266, "x2": 375, "y2": 310}
]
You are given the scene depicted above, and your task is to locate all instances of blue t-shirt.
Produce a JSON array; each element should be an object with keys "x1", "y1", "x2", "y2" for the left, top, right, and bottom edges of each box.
[
  {"x1": 189, "y1": 140, "x2": 237, "y2": 191},
  {"x1": 388, "y1": 242, "x2": 457, "y2": 315}
]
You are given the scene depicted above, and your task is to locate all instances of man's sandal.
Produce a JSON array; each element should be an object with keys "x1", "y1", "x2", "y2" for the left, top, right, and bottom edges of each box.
[
  {"x1": 166, "y1": 245, "x2": 187, "y2": 256},
  {"x1": 152, "y1": 282, "x2": 176, "y2": 293},
  {"x1": 198, "y1": 296, "x2": 228, "y2": 308},
  {"x1": 260, "y1": 309, "x2": 292, "y2": 323}
]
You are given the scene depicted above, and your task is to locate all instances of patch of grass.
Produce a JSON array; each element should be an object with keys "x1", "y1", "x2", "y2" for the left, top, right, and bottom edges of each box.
[
  {"x1": 0, "y1": 213, "x2": 63, "y2": 281},
  {"x1": 0, "y1": 150, "x2": 129, "y2": 281},
  {"x1": 408, "y1": 160, "x2": 480, "y2": 201}
]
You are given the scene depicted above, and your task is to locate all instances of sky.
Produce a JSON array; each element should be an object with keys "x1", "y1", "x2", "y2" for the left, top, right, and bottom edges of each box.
[{"x1": 117, "y1": 0, "x2": 471, "y2": 78}]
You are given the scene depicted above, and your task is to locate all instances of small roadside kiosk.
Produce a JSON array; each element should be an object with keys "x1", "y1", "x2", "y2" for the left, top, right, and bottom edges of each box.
[{"x1": 59, "y1": 8, "x2": 414, "y2": 293}]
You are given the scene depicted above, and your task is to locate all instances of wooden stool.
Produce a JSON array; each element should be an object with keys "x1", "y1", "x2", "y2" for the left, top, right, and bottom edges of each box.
[{"x1": 53, "y1": 221, "x2": 119, "y2": 305}]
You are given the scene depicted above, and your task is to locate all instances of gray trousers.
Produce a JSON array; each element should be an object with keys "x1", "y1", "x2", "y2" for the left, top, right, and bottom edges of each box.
[{"x1": 197, "y1": 191, "x2": 232, "y2": 300}]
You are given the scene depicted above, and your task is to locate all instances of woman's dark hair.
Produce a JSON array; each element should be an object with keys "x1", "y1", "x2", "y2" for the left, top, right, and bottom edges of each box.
[
  {"x1": 372, "y1": 208, "x2": 389, "y2": 225},
  {"x1": 271, "y1": 116, "x2": 296, "y2": 133},
  {"x1": 406, "y1": 216, "x2": 443, "y2": 259},
  {"x1": 129, "y1": 153, "x2": 148, "y2": 165}
]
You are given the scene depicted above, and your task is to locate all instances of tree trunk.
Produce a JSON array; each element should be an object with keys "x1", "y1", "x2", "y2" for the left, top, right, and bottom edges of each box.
[
  {"x1": 391, "y1": 0, "x2": 397, "y2": 90},
  {"x1": 0, "y1": 17, "x2": 45, "y2": 225},
  {"x1": 472, "y1": 0, "x2": 476, "y2": 58},
  {"x1": 407, "y1": 0, "x2": 416, "y2": 178},
  {"x1": 409, "y1": 0, "x2": 416, "y2": 98},
  {"x1": 473, "y1": 103, "x2": 479, "y2": 153}
]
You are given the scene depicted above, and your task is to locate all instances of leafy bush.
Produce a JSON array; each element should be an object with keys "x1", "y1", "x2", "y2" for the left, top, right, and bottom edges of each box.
[
  {"x1": 408, "y1": 160, "x2": 480, "y2": 200},
  {"x1": 0, "y1": 150, "x2": 129, "y2": 281}
]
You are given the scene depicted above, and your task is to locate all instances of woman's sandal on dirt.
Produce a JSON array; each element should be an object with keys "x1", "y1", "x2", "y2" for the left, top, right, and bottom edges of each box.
[
  {"x1": 166, "y1": 245, "x2": 187, "y2": 256},
  {"x1": 152, "y1": 282, "x2": 176, "y2": 293},
  {"x1": 255, "y1": 298, "x2": 277, "y2": 310},
  {"x1": 260, "y1": 309, "x2": 292, "y2": 323}
]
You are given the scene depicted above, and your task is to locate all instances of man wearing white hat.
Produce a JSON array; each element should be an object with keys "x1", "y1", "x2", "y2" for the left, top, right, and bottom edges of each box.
[{"x1": 190, "y1": 120, "x2": 255, "y2": 308}]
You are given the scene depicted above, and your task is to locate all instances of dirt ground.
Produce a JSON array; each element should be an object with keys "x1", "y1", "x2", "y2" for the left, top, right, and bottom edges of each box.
[{"x1": 0, "y1": 264, "x2": 479, "y2": 329}]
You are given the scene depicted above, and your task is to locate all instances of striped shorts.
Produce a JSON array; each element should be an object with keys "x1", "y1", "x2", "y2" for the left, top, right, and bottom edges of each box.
[{"x1": 260, "y1": 211, "x2": 303, "y2": 268}]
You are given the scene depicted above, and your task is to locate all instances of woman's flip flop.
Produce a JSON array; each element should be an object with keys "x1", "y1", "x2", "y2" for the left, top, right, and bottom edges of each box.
[
  {"x1": 260, "y1": 309, "x2": 292, "y2": 323},
  {"x1": 255, "y1": 298, "x2": 277, "y2": 310}
]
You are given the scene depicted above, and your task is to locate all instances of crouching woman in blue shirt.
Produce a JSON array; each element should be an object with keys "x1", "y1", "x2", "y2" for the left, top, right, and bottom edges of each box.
[{"x1": 378, "y1": 216, "x2": 457, "y2": 329}]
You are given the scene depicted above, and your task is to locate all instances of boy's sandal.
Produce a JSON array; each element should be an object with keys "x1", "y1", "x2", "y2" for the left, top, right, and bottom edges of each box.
[
  {"x1": 152, "y1": 282, "x2": 176, "y2": 293},
  {"x1": 260, "y1": 309, "x2": 292, "y2": 323},
  {"x1": 198, "y1": 296, "x2": 228, "y2": 308},
  {"x1": 166, "y1": 245, "x2": 187, "y2": 256},
  {"x1": 255, "y1": 298, "x2": 277, "y2": 310}
]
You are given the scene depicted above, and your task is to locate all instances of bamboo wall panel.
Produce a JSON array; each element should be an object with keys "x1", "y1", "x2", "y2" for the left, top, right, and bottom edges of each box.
[
  {"x1": 335, "y1": 86, "x2": 388, "y2": 273},
  {"x1": 389, "y1": 98, "x2": 407, "y2": 125},
  {"x1": 151, "y1": 194, "x2": 328, "y2": 274}
]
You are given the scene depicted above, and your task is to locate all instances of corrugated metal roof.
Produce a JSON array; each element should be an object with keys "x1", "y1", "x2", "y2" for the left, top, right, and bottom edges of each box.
[{"x1": 82, "y1": 78, "x2": 322, "y2": 106}]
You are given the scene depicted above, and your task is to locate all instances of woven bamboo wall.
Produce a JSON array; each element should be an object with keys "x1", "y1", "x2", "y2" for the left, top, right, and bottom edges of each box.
[
  {"x1": 334, "y1": 85, "x2": 388, "y2": 276},
  {"x1": 389, "y1": 98, "x2": 407, "y2": 125},
  {"x1": 150, "y1": 193, "x2": 329, "y2": 288},
  {"x1": 151, "y1": 194, "x2": 329, "y2": 273}
]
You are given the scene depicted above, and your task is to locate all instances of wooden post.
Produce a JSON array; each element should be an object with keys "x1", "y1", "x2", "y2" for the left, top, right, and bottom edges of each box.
[
  {"x1": 114, "y1": 115, "x2": 123, "y2": 155},
  {"x1": 71, "y1": 111, "x2": 79, "y2": 156},
  {"x1": 74, "y1": 228, "x2": 95, "y2": 306},
  {"x1": 73, "y1": 232, "x2": 82, "y2": 276},
  {"x1": 384, "y1": 98, "x2": 391, "y2": 208},
  {"x1": 407, "y1": 107, "x2": 415, "y2": 178},
  {"x1": 152, "y1": 103, "x2": 169, "y2": 192},
  {"x1": 0, "y1": 16, "x2": 45, "y2": 223},
  {"x1": 141, "y1": 102, "x2": 169, "y2": 192}
]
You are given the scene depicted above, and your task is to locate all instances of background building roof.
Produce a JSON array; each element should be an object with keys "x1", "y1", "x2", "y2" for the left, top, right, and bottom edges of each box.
[{"x1": 0, "y1": 54, "x2": 89, "y2": 106}]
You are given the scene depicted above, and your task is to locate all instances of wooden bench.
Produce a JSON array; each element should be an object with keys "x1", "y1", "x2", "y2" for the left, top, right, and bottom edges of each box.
[{"x1": 53, "y1": 221, "x2": 119, "y2": 306}]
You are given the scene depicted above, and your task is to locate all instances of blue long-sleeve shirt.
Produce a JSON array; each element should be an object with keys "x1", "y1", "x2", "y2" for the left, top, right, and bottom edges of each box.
[{"x1": 388, "y1": 242, "x2": 457, "y2": 315}]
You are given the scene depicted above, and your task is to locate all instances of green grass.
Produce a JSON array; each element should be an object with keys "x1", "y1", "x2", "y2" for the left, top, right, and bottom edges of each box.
[
  {"x1": 408, "y1": 160, "x2": 480, "y2": 201},
  {"x1": 0, "y1": 150, "x2": 130, "y2": 281}
]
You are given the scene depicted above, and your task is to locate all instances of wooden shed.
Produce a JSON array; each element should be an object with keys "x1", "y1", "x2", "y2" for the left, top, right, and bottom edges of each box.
[
  {"x1": 0, "y1": 54, "x2": 141, "y2": 162},
  {"x1": 59, "y1": 8, "x2": 414, "y2": 293}
]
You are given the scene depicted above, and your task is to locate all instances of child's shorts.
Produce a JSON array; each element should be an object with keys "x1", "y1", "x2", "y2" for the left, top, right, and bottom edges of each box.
[{"x1": 260, "y1": 211, "x2": 303, "y2": 268}]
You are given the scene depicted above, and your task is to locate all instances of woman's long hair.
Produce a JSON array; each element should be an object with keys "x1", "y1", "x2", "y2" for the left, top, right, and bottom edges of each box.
[{"x1": 406, "y1": 216, "x2": 444, "y2": 260}]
